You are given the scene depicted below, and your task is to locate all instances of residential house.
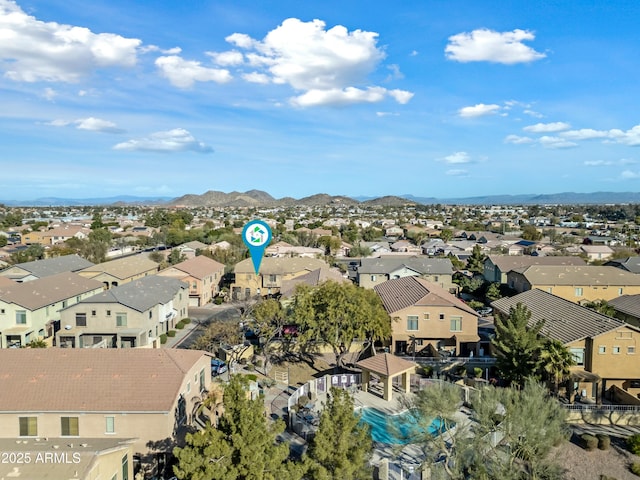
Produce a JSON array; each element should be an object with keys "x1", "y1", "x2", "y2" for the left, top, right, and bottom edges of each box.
[
  {"x1": 176, "y1": 240, "x2": 210, "y2": 259},
  {"x1": 390, "y1": 240, "x2": 421, "y2": 253},
  {"x1": 231, "y1": 257, "x2": 338, "y2": 299},
  {"x1": 609, "y1": 295, "x2": 640, "y2": 329},
  {"x1": 360, "y1": 241, "x2": 392, "y2": 255},
  {"x1": 265, "y1": 241, "x2": 324, "y2": 258},
  {"x1": 278, "y1": 267, "x2": 347, "y2": 298},
  {"x1": 374, "y1": 276, "x2": 479, "y2": 356},
  {"x1": 0, "y1": 272, "x2": 104, "y2": 348},
  {"x1": 57, "y1": 275, "x2": 189, "y2": 348},
  {"x1": 0, "y1": 254, "x2": 94, "y2": 282},
  {"x1": 580, "y1": 244, "x2": 614, "y2": 262},
  {"x1": 605, "y1": 257, "x2": 640, "y2": 274},
  {"x1": 492, "y1": 289, "x2": 640, "y2": 401},
  {"x1": 483, "y1": 255, "x2": 586, "y2": 284},
  {"x1": 157, "y1": 255, "x2": 224, "y2": 306},
  {"x1": 25, "y1": 225, "x2": 91, "y2": 246},
  {"x1": 506, "y1": 265, "x2": 640, "y2": 304},
  {"x1": 77, "y1": 254, "x2": 159, "y2": 289},
  {"x1": 357, "y1": 256, "x2": 455, "y2": 292},
  {"x1": 0, "y1": 348, "x2": 211, "y2": 470}
]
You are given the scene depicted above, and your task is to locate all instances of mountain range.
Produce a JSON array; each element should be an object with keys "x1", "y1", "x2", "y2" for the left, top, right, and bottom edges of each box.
[{"x1": 3, "y1": 190, "x2": 640, "y2": 207}]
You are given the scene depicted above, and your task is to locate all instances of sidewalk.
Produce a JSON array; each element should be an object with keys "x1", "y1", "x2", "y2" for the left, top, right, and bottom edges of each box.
[{"x1": 162, "y1": 319, "x2": 202, "y2": 349}]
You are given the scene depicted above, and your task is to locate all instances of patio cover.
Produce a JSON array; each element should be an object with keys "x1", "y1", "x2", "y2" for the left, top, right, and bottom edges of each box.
[{"x1": 356, "y1": 353, "x2": 417, "y2": 401}]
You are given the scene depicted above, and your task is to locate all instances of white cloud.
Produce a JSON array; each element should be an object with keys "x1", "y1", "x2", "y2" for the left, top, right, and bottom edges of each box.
[
  {"x1": 242, "y1": 71, "x2": 270, "y2": 84},
  {"x1": 0, "y1": 0, "x2": 141, "y2": 82},
  {"x1": 561, "y1": 129, "x2": 610, "y2": 140},
  {"x1": 224, "y1": 18, "x2": 413, "y2": 106},
  {"x1": 585, "y1": 158, "x2": 636, "y2": 167},
  {"x1": 113, "y1": 128, "x2": 213, "y2": 153},
  {"x1": 207, "y1": 50, "x2": 244, "y2": 66},
  {"x1": 446, "y1": 169, "x2": 468, "y2": 176},
  {"x1": 155, "y1": 55, "x2": 232, "y2": 88},
  {"x1": 458, "y1": 103, "x2": 500, "y2": 118},
  {"x1": 42, "y1": 87, "x2": 57, "y2": 101},
  {"x1": 610, "y1": 125, "x2": 640, "y2": 146},
  {"x1": 621, "y1": 170, "x2": 640, "y2": 179},
  {"x1": 445, "y1": 28, "x2": 546, "y2": 64},
  {"x1": 75, "y1": 117, "x2": 123, "y2": 133},
  {"x1": 523, "y1": 122, "x2": 570, "y2": 133},
  {"x1": 47, "y1": 119, "x2": 70, "y2": 127},
  {"x1": 523, "y1": 109, "x2": 543, "y2": 118},
  {"x1": 538, "y1": 136, "x2": 577, "y2": 149},
  {"x1": 504, "y1": 134, "x2": 534, "y2": 144},
  {"x1": 376, "y1": 112, "x2": 399, "y2": 117},
  {"x1": 443, "y1": 152, "x2": 471, "y2": 164}
]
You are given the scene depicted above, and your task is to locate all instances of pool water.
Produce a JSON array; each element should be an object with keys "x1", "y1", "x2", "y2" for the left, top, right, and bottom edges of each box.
[{"x1": 358, "y1": 407, "x2": 447, "y2": 445}]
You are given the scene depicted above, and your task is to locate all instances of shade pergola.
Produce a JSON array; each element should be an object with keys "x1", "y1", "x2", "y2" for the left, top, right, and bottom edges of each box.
[{"x1": 356, "y1": 353, "x2": 417, "y2": 401}]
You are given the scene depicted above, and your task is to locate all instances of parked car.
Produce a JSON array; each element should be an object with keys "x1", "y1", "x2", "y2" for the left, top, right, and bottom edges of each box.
[
  {"x1": 477, "y1": 307, "x2": 493, "y2": 316},
  {"x1": 211, "y1": 358, "x2": 228, "y2": 376}
]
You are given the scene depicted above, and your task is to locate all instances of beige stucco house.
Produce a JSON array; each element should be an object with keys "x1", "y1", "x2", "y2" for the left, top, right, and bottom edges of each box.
[
  {"x1": 506, "y1": 265, "x2": 640, "y2": 304},
  {"x1": 0, "y1": 254, "x2": 94, "y2": 282},
  {"x1": 57, "y1": 275, "x2": 188, "y2": 348},
  {"x1": 0, "y1": 348, "x2": 211, "y2": 473},
  {"x1": 358, "y1": 256, "x2": 455, "y2": 291},
  {"x1": 158, "y1": 255, "x2": 224, "y2": 306},
  {"x1": 374, "y1": 276, "x2": 479, "y2": 357},
  {"x1": 77, "y1": 254, "x2": 159, "y2": 289},
  {"x1": 0, "y1": 272, "x2": 104, "y2": 348}
]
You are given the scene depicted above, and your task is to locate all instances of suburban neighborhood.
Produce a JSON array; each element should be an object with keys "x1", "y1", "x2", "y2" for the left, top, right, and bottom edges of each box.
[{"x1": 1, "y1": 198, "x2": 640, "y2": 479}]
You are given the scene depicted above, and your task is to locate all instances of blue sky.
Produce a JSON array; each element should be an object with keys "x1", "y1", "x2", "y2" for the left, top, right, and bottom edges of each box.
[{"x1": 2, "y1": 0, "x2": 640, "y2": 201}]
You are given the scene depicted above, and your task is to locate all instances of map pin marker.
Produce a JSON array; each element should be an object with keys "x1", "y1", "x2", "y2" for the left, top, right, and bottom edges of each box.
[{"x1": 242, "y1": 219, "x2": 272, "y2": 275}]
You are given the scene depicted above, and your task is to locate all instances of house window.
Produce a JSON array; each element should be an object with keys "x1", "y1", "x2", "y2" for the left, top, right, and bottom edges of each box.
[
  {"x1": 61, "y1": 417, "x2": 79, "y2": 436},
  {"x1": 628, "y1": 346, "x2": 636, "y2": 354},
  {"x1": 450, "y1": 316, "x2": 462, "y2": 332},
  {"x1": 434, "y1": 276, "x2": 439, "y2": 282},
  {"x1": 106, "y1": 310, "x2": 111, "y2": 316},
  {"x1": 62, "y1": 300, "x2": 67, "y2": 308},
  {"x1": 91, "y1": 310, "x2": 96, "y2": 316},
  {"x1": 407, "y1": 316, "x2": 419, "y2": 331},
  {"x1": 423, "y1": 313, "x2": 430, "y2": 320},
  {"x1": 16, "y1": 310, "x2": 26, "y2": 325},
  {"x1": 200, "y1": 368, "x2": 205, "y2": 390},
  {"x1": 149, "y1": 311, "x2": 152, "y2": 319},
  {"x1": 547, "y1": 287, "x2": 553, "y2": 294},
  {"x1": 186, "y1": 382, "x2": 191, "y2": 393},
  {"x1": 371, "y1": 275, "x2": 377, "y2": 282},
  {"x1": 19, "y1": 417, "x2": 37, "y2": 436},
  {"x1": 574, "y1": 287, "x2": 583, "y2": 297},
  {"x1": 105, "y1": 416, "x2": 115, "y2": 434},
  {"x1": 598, "y1": 345, "x2": 606, "y2": 354},
  {"x1": 269, "y1": 274, "x2": 277, "y2": 283},
  {"x1": 122, "y1": 454, "x2": 129, "y2": 480},
  {"x1": 570, "y1": 348, "x2": 585, "y2": 366},
  {"x1": 613, "y1": 346, "x2": 621, "y2": 354},
  {"x1": 75, "y1": 313, "x2": 87, "y2": 327},
  {"x1": 619, "y1": 288, "x2": 624, "y2": 295},
  {"x1": 439, "y1": 313, "x2": 445, "y2": 321},
  {"x1": 116, "y1": 313, "x2": 127, "y2": 327},
  {"x1": 0, "y1": 308, "x2": 5, "y2": 315}
]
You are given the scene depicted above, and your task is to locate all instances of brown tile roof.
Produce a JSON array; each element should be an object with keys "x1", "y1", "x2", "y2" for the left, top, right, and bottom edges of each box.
[
  {"x1": 491, "y1": 289, "x2": 635, "y2": 344},
  {"x1": 0, "y1": 272, "x2": 104, "y2": 310},
  {"x1": 511, "y1": 265, "x2": 640, "y2": 286},
  {"x1": 356, "y1": 353, "x2": 416, "y2": 376},
  {"x1": 487, "y1": 255, "x2": 585, "y2": 271},
  {"x1": 279, "y1": 268, "x2": 347, "y2": 297},
  {"x1": 79, "y1": 254, "x2": 159, "y2": 280},
  {"x1": 0, "y1": 349, "x2": 207, "y2": 412},
  {"x1": 234, "y1": 257, "x2": 328, "y2": 275},
  {"x1": 163, "y1": 255, "x2": 224, "y2": 280},
  {"x1": 374, "y1": 276, "x2": 477, "y2": 316},
  {"x1": 609, "y1": 294, "x2": 640, "y2": 318}
]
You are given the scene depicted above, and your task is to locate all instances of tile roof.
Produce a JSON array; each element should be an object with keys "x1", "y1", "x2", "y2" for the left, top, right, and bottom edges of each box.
[
  {"x1": 77, "y1": 275, "x2": 187, "y2": 312},
  {"x1": 605, "y1": 257, "x2": 640, "y2": 274},
  {"x1": 609, "y1": 294, "x2": 640, "y2": 318},
  {"x1": 0, "y1": 272, "x2": 104, "y2": 310},
  {"x1": 279, "y1": 267, "x2": 347, "y2": 297},
  {"x1": 234, "y1": 257, "x2": 328, "y2": 275},
  {"x1": 79, "y1": 254, "x2": 159, "y2": 280},
  {"x1": 512, "y1": 265, "x2": 640, "y2": 286},
  {"x1": 486, "y1": 255, "x2": 585, "y2": 272},
  {"x1": 6, "y1": 254, "x2": 94, "y2": 279},
  {"x1": 491, "y1": 289, "x2": 633, "y2": 344},
  {"x1": 164, "y1": 255, "x2": 224, "y2": 279},
  {"x1": 356, "y1": 353, "x2": 416, "y2": 376},
  {"x1": 359, "y1": 256, "x2": 453, "y2": 275},
  {"x1": 374, "y1": 276, "x2": 477, "y2": 315},
  {"x1": 0, "y1": 348, "x2": 207, "y2": 412}
]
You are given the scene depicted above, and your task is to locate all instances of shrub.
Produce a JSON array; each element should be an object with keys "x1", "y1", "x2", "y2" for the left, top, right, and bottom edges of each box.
[
  {"x1": 160, "y1": 334, "x2": 167, "y2": 344},
  {"x1": 214, "y1": 297, "x2": 224, "y2": 305},
  {"x1": 597, "y1": 433, "x2": 611, "y2": 450},
  {"x1": 182, "y1": 318, "x2": 191, "y2": 324},
  {"x1": 473, "y1": 367, "x2": 483, "y2": 378},
  {"x1": 581, "y1": 433, "x2": 598, "y2": 451},
  {"x1": 628, "y1": 434, "x2": 640, "y2": 455},
  {"x1": 246, "y1": 364, "x2": 255, "y2": 371},
  {"x1": 245, "y1": 374, "x2": 258, "y2": 382},
  {"x1": 254, "y1": 359, "x2": 263, "y2": 368},
  {"x1": 175, "y1": 321, "x2": 185, "y2": 330},
  {"x1": 420, "y1": 365, "x2": 434, "y2": 377},
  {"x1": 631, "y1": 463, "x2": 640, "y2": 476},
  {"x1": 167, "y1": 330, "x2": 176, "y2": 338}
]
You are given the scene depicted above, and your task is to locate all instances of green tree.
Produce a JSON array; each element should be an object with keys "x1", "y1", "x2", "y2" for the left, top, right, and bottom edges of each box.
[
  {"x1": 538, "y1": 339, "x2": 575, "y2": 395},
  {"x1": 174, "y1": 375, "x2": 302, "y2": 480},
  {"x1": 0, "y1": 236, "x2": 7, "y2": 248},
  {"x1": 521, "y1": 224, "x2": 542, "y2": 241},
  {"x1": 484, "y1": 282, "x2": 502, "y2": 302},
  {"x1": 583, "y1": 299, "x2": 616, "y2": 317},
  {"x1": 290, "y1": 281, "x2": 391, "y2": 368},
  {"x1": 251, "y1": 298, "x2": 290, "y2": 372},
  {"x1": 304, "y1": 388, "x2": 372, "y2": 480},
  {"x1": 491, "y1": 303, "x2": 544, "y2": 387},
  {"x1": 168, "y1": 248, "x2": 187, "y2": 265},
  {"x1": 439, "y1": 228, "x2": 453, "y2": 243},
  {"x1": 347, "y1": 243, "x2": 371, "y2": 258},
  {"x1": 466, "y1": 245, "x2": 486, "y2": 274}
]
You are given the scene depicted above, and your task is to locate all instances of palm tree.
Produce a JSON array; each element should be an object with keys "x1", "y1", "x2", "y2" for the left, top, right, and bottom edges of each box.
[{"x1": 539, "y1": 339, "x2": 575, "y2": 395}]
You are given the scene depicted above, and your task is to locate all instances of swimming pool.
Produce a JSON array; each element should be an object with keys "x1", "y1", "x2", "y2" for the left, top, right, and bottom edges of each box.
[{"x1": 358, "y1": 407, "x2": 447, "y2": 445}]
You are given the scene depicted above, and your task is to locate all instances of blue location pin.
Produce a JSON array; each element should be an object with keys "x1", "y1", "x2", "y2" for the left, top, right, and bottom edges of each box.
[{"x1": 242, "y1": 220, "x2": 272, "y2": 275}]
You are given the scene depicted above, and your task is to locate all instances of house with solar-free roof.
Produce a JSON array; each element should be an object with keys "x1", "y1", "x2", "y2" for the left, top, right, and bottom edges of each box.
[
  {"x1": 0, "y1": 348, "x2": 211, "y2": 474},
  {"x1": 492, "y1": 289, "x2": 640, "y2": 402},
  {"x1": 357, "y1": 256, "x2": 455, "y2": 292},
  {"x1": 157, "y1": 255, "x2": 225, "y2": 306},
  {"x1": 0, "y1": 272, "x2": 104, "y2": 348},
  {"x1": 0, "y1": 254, "x2": 94, "y2": 282},
  {"x1": 56, "y1": 275, "x2": 188, "y2": 348},
  {"x1": 76, "y1": 253, "x2": 159, "y2": 290}
]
